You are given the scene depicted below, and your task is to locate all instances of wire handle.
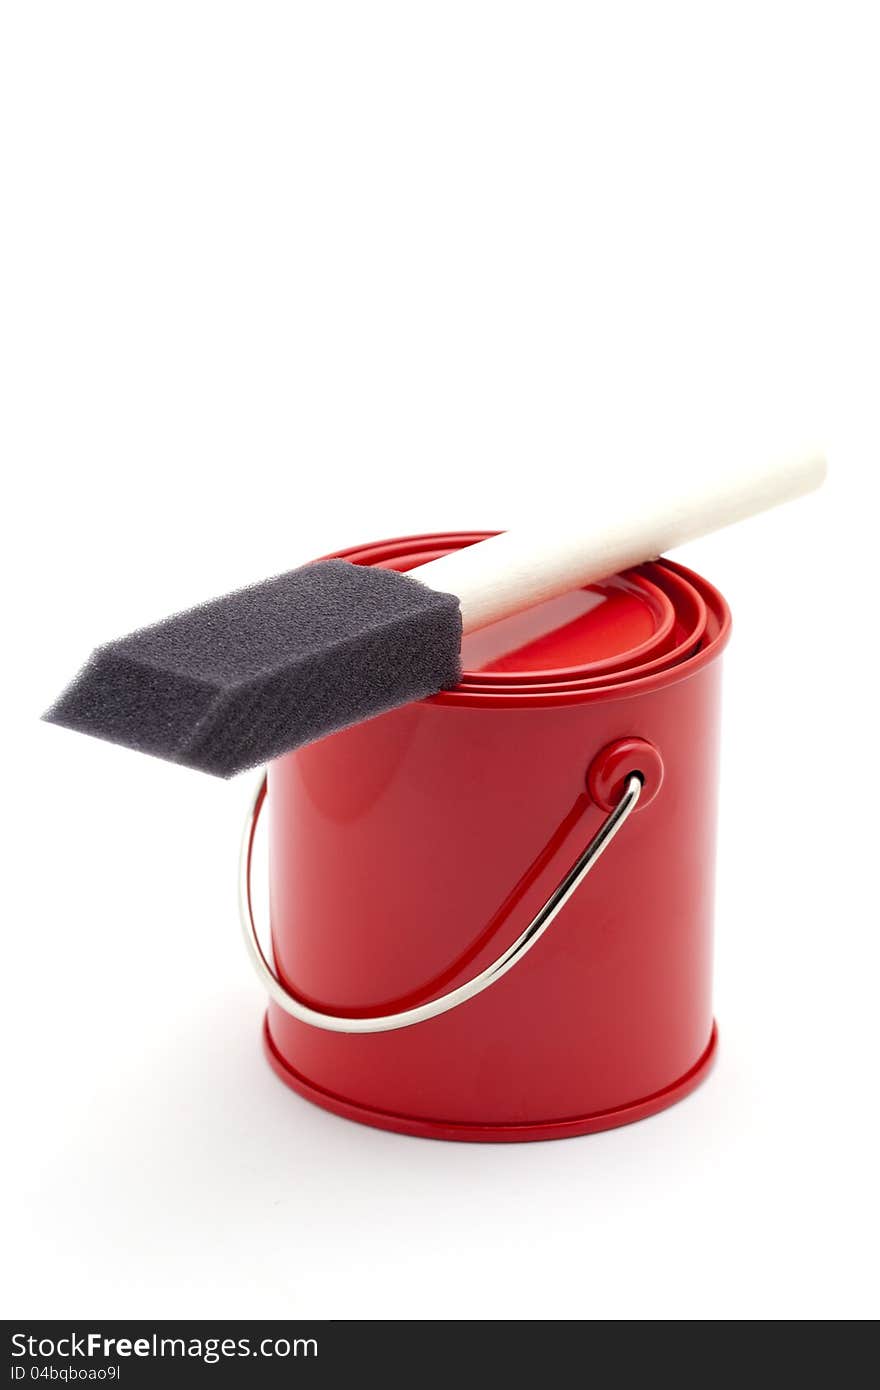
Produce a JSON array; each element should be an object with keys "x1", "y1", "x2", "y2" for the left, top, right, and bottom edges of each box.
[{"x1": 239, "y1": 771, "x2": 643, "y2": 1034}]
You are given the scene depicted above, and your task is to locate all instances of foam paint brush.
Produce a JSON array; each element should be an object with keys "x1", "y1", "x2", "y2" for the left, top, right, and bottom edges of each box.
[{"x1": 45, "y1": 451, "x2": 825, "y2": 776}]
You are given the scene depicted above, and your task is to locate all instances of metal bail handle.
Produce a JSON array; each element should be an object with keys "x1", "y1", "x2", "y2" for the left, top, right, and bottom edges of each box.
[{"x1": 240, "y1": 770, "x2": 643, "y2": 1035}]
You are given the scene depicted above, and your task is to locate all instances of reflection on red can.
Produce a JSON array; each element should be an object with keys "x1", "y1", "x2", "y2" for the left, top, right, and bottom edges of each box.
[{"x1": 263, "y1": 533, "x2": 732, "y2": 1142}]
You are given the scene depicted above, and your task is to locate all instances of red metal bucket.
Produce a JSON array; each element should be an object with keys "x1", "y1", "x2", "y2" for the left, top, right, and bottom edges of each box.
[{"x1": 243, "y1": 532, "x2": 731, "y2": 1141}]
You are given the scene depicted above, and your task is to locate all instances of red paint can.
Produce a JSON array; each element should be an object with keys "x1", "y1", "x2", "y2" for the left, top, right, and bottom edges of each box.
[{"x1": 253, "y1": 532, "x2": 731, "y2": 1141}]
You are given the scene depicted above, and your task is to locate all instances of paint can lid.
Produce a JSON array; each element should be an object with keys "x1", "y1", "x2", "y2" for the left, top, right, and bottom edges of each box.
[{"x1": 340, "y1": 532, "x2": 718, "y2": 693}]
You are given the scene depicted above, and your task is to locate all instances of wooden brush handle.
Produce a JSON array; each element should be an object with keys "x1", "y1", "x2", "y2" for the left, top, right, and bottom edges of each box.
[{"x1": 416, "y1": 448, "x2": 826, "y2": 634}]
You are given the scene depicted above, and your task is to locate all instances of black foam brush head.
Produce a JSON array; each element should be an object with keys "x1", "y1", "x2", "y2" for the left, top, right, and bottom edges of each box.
[{"x1": 44, "y1": 559, "x2": 463, "y2": 776}]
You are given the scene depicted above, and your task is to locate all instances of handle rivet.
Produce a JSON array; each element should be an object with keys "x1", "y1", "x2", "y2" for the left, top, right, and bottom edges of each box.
[{"x1": 587, "y1": 738, "x2": 664, "y2": 811}]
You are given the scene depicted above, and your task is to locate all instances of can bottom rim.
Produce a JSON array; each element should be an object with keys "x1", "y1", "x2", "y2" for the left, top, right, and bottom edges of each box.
[{"x1": 262, "y1": 1017, "x2": 718, "y2": 1144}]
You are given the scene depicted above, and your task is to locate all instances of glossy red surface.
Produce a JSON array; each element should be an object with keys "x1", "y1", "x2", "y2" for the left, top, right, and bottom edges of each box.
[
  {"x1": 264, "y1": 1018, "x2": 719, "y2": 1142},
  {"x1": 265, "y1": 533, "x2": 731, "y2": 1140},
  {"x1": 458, "y1": 562, "x2": 707, "y2": 690},
  {"x1": 459, "y1": 573, "x2": 675, "y2": 678}
]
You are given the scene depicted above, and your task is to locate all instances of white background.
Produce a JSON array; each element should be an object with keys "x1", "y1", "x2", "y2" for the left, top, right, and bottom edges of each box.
[{"x1": 2, "y1": 2, "x2": 878, "y2": 1321}]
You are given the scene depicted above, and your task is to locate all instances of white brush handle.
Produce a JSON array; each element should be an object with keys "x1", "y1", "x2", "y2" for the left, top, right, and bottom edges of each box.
[{"x1": 416, "y1": 449, "x2": 826, "y2": 633}]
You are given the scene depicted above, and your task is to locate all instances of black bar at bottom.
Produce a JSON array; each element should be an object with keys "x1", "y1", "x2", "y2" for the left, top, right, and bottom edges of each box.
[{"x1": 4, "y1": 1320, "x2": 565, "y2": 1386}]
